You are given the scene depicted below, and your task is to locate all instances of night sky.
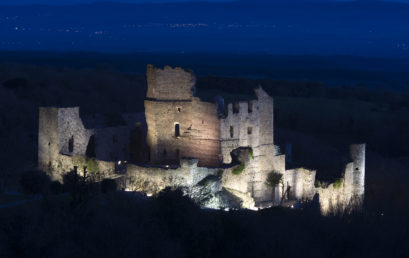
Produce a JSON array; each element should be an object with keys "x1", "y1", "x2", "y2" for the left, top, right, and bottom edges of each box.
[
  {"x1": 1, "y1": 0, "x2": 408, "y2": 5},
  {"x1": 0, "y1": 0, "x2": 408, "y2": 57}
]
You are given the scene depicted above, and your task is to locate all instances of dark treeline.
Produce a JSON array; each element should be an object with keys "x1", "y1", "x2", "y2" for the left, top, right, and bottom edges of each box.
[{"x1": 1, "y1": 181, "x2": 408, "y2": 258}]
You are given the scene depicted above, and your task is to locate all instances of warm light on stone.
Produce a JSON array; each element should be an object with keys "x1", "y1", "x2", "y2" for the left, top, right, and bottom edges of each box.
[{"x1": 38, "y1": 64, "x2": 365, "y2": 214}]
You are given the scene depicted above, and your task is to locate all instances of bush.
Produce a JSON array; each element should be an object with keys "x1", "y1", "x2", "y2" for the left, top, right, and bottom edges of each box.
[
  {"x1": 19, "y1": 169, "x2": 50, "y2": 194},
  {"x1": 232, "y1": 163, "x2": 245, "y2": 175},
  {"x1": 265, "y1": 171, "x2": 283, "y2": 187},
  {"x1": 333, "y1": 178, "x2": 344, "y2": 189},
  {"x1": 101, "y1": 179, "x2": 117, "y2": 194},
  {"x1": 50, "y1": 181, "x2": 63, "y2": 194},
  {"x1": 248, "y1": 147, "x2": 254, "y2": 159}
]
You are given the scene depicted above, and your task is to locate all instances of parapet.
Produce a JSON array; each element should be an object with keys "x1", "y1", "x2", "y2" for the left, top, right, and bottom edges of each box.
[{"x1": 146, "y1": 64, "x2": 196, "y2": 101}]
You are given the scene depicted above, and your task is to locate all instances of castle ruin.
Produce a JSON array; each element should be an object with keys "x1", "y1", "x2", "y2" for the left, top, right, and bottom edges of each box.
[{"x1": 38, "y1": 65, "x2": 365, "y2": 214}]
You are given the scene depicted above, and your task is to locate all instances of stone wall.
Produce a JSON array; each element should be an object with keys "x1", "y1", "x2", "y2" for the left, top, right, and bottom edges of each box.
[
  {"x1": 145, "y1": 65, "x2": 221, "y2": 167},
  {"x1": 146, "y1": 64, "x2": 195, "y2": 100},
  {"x1": 38, "y1": 107, "x2": 59, "y2": 173},
  {"x1": 39, "y1": 106, "x2": 132, "y2": 179},
  {"x1": 284, "y1": 168, "x2": 316, "y2": 201},
  {"x1": 317, "y1": 144, "x2": 366, "y2": 215},
  {"x1": 124, "y1": 158, "x2": 218, "y2": 195},
  {"x1": 220, "y1": 87, "x2": 275, "y2": 164}
]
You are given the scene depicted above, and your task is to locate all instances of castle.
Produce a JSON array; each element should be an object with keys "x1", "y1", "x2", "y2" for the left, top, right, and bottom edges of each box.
[{"x1": 38, "y1": 65, "x2": 365, "y2": 214}]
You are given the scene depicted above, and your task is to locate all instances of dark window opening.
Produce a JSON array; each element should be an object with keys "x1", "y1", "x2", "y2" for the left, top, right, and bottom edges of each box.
[
  {"x1": 48, "y1": 142, "x2": 51, "y2": 146},
  {"x1": 247, "y1": 127, "x2": 253, "y2": 135},
  {"x1": 86, "y1": 135, "x2": 96, "y2": 158},
  {"x1": 177, "y1": 107, "x2": 181, "y2": 112},
  {"x1": 176, "y1": 149, "x2": 180, "y2": 158},
  {"x1": 68, "y1": 136, "x2": 74, "y2": 153},
  {"x1": 356, "y1": 168, "x2": 359, "y2": 170},
  {"x1": 112, "y1": 134, "x2": 118, "y2": 143},
  {"x1": 175, "y1": 124, "x2": 180, "y2": 137},
  {"x1": 233, "y1": 102, "x2": 240, "y2": 113},
  {"x1": 230, "y1": 126, "x2": 234, "y2": 138},
  {"x1": 248, "y1": 101, "x2": 253, "y2": 113},
  {"x1": 163, "y1": 149, "x2": 167, "y2": 157},
  {"x1": 202, "y1": 120, "x2": 204, "y2": 124}
]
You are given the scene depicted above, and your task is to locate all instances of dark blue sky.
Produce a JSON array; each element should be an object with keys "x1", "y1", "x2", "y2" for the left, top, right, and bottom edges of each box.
[
  {"x1": 1, "y1": 0, "x2": 408, "y2": 5},
  {"x1": 0, "y1": 0, "x2": 408, "y2": 57},
  {"x1": 0, "y1": 0, "x2": 232, "y2": 4}
]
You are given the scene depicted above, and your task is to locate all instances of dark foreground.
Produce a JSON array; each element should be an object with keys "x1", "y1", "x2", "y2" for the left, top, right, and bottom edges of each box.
[{"x1": 0, "y1": 185, "x2": 408, "y2": 258}]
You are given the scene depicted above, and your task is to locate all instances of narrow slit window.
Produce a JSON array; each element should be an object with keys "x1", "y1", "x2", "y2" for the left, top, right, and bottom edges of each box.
[
  {"x1": 248, "y1": 101, "x2": 253, "y2": 113},
  {"x1": 163, "y1": 149, "x2": 167, "y2": 157},
  {"x1": 177, "y1": 107, "x2": 181, "y2": 112},
  {"x1": 247, "y1": 127, "x2": 253, "y2": 135},
  {"x1": 230, "y1": 126, "x2": 234, "y2": 138},
  {"x1": 233, "y1": 102, "x2": 240, "y2": 113},
  {"x1": 68, "y1": 136, "x2": 74, "y2": 153},
  {"x1": 175, "y1": 124, "x2": 180, "y2": 137}
]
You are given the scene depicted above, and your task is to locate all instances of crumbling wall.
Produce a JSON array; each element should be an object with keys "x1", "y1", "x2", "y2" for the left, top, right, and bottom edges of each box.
[
  {"x1": 39, "y1": 106, "x2": 131, "y2": 179},
  {"x1": 124, "y1": 158, "x2": 217, "y2": 194},
  {"x1": 146, "y1": 64, "x2": 195, "y2": 100},
  {"x1": 317, "y1": 144, "x2": 366, "y2": 215},
  {"x1": 284, "y1": 168, "x2": 316, "y2": 201},
  {"x1": 38, "y1": 107, "x2": 59, "y2": 173},
  {"x1": 220, "y1": 87, "x2": 275, "y2": 164},
  {"x1": 57, "y1": 107, "x2": 93, "y2": 156}
]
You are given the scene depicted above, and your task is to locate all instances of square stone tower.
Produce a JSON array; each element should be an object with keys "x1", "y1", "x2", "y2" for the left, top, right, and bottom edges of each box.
[{"x1": 144, "y1": 65, "x2": 221, "y2": 167}]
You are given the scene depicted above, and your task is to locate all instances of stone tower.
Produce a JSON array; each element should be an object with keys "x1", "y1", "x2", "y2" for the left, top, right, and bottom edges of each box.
[
  {"x1": 349, "y1": 143, "x2": 366, "y2": 204},
  {"x1": 144, "y1": 65, "x2": 221, "y2": 167}
]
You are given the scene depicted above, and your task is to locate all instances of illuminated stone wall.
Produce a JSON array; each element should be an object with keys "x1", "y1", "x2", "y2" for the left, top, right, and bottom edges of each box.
[
  {"x1": 317, "y1": 144, "x2": 366, "y2": 215},
  {"x1": 146, "y1": 64, "x2": 195, "y2": 100},
  {"x1": 38, "y1": 65, "x2": 366, "y2": 214},
  {"x1": 38, "y1": 107, "x2": 130, "y2": 180},
  {"x1": 145, "y1": 65, "x2": 221, "y2": 167},
  {"x1": 124, "y1": 158, "x2": 218, "y2": 194},
  {"x1": 284, "y1": 168, "x2": 316, "y2": 201},
  {"x1": 219, "y1": 87, "x2": 280, "y2": 207}
]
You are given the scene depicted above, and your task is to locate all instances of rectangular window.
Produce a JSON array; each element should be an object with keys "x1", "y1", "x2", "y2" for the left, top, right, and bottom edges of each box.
[
  {"x1": 233, "y1": 102, "x2": 240, "y2": 113},
  {"x1": 175, "y1": 124, "x2": 180, "y2": 137},
  {"x1": 248, "y1": 101, "x2": 253, "y2": 113},
  {"x1": 230, "y1": 126, "x2": 234, "y2": 138},
  {"x1": 68, "y1": 136, "x2": 74, "y2": 153},
  {"x1": 247, "y1": 127, "x2": 253, "y2": 135}
]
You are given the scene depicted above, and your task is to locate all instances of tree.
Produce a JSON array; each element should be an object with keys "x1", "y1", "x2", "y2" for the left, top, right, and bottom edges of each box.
[{"x1": 265, "y1": 171, "x2": 283, "y2": 203}]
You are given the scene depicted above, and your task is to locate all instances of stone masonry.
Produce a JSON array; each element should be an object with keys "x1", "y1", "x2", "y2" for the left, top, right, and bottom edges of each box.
[{"x1": 38, "y1": 64, "x2": 366, "y2": 213}]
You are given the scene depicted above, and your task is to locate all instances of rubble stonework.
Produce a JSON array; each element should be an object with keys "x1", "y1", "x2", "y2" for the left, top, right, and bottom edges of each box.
[{"x1": 38, "y1": 64, "x2": 366, "y2": 214}]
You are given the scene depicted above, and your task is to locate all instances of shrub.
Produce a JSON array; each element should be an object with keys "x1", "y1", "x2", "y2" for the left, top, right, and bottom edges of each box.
[
  {"x1": 19, "y1": 169, "x2": 50, "y2": 194},
  {"x1": 265, "y1": 171, "x2": 283, "y2": 187},
  {"x1": 101, "y1": 179, "x2": 117, "y2": 194},
  {"x1": 248, "y1": 147, "x2": 254, "y2": 159},
  {"x1": 50, "y1": 181, "x2": 63, "y2": 194},
  {"x1": 333, "y1": 178, "x2": 344, "y2": 189},
  {"x1": 232, "y1": 163, "x2": 245, "y2": 175}
]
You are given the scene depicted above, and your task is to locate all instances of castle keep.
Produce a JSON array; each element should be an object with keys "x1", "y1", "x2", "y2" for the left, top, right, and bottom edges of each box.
[{"x1": 38, "y1": 65, "x2": 365, "y2": 213}]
